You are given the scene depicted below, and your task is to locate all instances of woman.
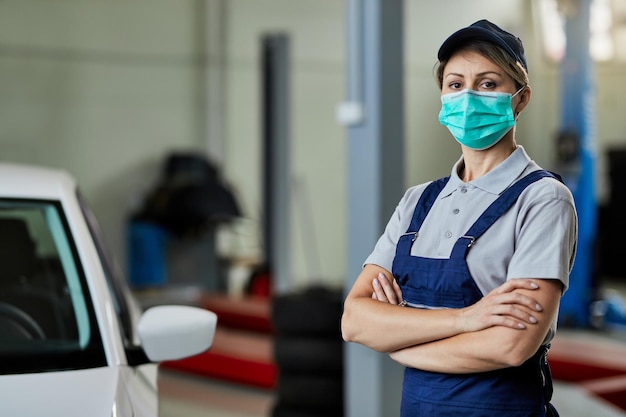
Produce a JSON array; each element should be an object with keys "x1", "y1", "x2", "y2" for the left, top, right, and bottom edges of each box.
[{"x1": 341, "y1": 20, "x2": 577, "y2": 416}]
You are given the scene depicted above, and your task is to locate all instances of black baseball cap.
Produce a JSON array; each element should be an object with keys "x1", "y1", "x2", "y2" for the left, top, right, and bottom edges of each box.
[{"x1": 437, "y1": 19, "x2": 528, "y2": 72}]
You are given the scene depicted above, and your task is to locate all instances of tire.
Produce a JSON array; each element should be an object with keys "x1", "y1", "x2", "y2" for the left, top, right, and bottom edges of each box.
[
  {"x1": 274, "y1": 335, "x2": 343, "y2": 374},
  {"x1": 276, "y1": 372, "x2": 343, "y2": 410},
  {"x1": 271, "y1": 402, "x2": 343, "y2": 417},
  {"x1": 272, "y1": 286, "x2": 343, "y2": 337}
]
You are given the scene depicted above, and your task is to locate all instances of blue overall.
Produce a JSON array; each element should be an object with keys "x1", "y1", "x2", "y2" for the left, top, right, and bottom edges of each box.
[{"x1": 392, "y1": 170, "x2": 559, "y2": 417}]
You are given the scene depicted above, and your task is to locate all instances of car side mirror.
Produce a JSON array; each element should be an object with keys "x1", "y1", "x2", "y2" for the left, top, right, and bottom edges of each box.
[{"x1": 137, "y1": 305, "x2": 217, "y2": 362}]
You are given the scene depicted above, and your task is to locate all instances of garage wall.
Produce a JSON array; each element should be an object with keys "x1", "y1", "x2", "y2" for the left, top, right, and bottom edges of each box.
[
  {"x1": 0, "y1": 0, "x2": 203, "y2": 278},
  {"x1": 0, "y1": 0, "x2": 348, "y2": 291},
  {"x1": 0, "y1": 0, "x2": 623, "y2": 291}
]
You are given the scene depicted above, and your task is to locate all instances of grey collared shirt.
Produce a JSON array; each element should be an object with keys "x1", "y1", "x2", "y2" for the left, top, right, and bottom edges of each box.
[{"x1": 364, "y1": 146, "x2": 578, "y2": 342}]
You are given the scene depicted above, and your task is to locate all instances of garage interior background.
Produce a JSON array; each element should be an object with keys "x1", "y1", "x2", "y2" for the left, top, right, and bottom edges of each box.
[{"x1": 1, "y1": 0, "x2": 626, "y2": 292}]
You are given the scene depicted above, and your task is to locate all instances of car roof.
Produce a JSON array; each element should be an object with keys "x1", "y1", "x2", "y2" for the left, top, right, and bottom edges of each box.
[{"x1": 0, "y1": 162, "x2": 77, "y2": 200}]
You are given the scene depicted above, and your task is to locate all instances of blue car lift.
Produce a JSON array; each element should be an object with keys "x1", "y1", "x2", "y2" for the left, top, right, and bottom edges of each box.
[
  {"x1": 558, "y1": 0, "x2": 626, "y2": 330},
  {"x1": 557, "y1": 0, "x2": 596, "y2": 327}
]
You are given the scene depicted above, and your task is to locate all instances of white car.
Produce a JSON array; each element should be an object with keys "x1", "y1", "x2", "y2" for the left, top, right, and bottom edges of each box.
[{"x1": 0, "y1": 162, "x2": 217, "y2": 416}]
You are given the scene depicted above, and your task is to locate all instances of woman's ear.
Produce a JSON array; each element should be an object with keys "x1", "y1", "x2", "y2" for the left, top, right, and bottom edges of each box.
[{"x1": 514, "y1": 85, "x2": 532, "y2": 115}]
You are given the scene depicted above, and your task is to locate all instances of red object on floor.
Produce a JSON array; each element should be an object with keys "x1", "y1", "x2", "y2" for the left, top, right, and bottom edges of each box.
[
  {"x1": 550, "y1": 332, "x2": 626, "y2": 410},
  {"x1": 163, "y1": 350, "x2": 276, "y2": 389},
  {"x1": 198, "y1": 293, "x2": 274, "y2": 334},
  {"x1": 162, "y1": 294, "x2": 277, "y2": 389}
]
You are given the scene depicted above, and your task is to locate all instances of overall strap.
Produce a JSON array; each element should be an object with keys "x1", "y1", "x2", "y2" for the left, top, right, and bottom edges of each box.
[
  {"x1": 396, "y1": 176, "x2": 450, "y2": 256},
  {"x1": 451, "y1": 170, "x2": 560, "y2": 259}
]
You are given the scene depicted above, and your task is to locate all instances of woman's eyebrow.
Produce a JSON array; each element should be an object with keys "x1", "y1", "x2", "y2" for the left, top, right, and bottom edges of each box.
[
  {"x1": 445, "y1": 71, "x2": 501, "y2": 79},
  {"x1": 444, "y1": 72, "x2": 464, "y2": 79},
  {"x1": 476, "y1": 71, "x2": 502, "y2": 77}
]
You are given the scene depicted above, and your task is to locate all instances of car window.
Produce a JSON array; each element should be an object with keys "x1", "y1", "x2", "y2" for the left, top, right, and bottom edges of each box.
[{"x1": 0, "y1": 199, "x2": 106, "y2": 374}]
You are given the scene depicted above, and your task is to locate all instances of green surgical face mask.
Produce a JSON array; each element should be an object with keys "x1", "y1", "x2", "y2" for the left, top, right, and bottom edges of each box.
[{"x1": 438, "y1": 87, "x2": 523, "y2": 150}]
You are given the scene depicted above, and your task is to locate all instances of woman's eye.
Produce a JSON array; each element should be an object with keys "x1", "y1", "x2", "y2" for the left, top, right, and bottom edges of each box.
[
  {"x1": 480, "y1": 81, "x2": 496, "y2": 89},
  {"x1": 448, "y1": 82, "x2": 462, "y2": 89}
]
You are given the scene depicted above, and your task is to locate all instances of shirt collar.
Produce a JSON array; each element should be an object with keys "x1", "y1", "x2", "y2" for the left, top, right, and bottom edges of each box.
[{"x1": 440, "y1": 146, "x2": 532, "y2": 198}]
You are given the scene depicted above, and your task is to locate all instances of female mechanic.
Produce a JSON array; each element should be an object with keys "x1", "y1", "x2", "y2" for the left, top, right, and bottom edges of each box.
[{"x1": 341, "y1": 20, "x2": 578, "y2": 417}]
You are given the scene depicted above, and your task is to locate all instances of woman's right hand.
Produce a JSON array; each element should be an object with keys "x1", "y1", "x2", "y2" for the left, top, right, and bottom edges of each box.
[
  {"x1": 371, "y1": 272, "x2": 403, "y2": 305},
  {"x1": 457, "y1": 279, "x2": 544, "y2": 333}
]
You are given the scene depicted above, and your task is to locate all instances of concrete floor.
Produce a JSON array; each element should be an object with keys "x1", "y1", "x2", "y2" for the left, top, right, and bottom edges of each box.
[
  {"x1": 159, "y1": 370, "x2": 274, "y2": 417},
  {"x1": 552, "y1": 382, "x2": 626, "y2": 417}
]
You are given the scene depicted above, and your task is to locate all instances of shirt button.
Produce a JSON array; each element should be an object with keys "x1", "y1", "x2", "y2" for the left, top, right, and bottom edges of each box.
[
  {"x1": 445, "y1": 231, "x2": 452, "y2": 238},
  {"x1": 453, "y1": 208, "x2": 460, "y2": 214},
  {"x1": 460, "y1": 187, "x2": 468, "y2": 194}
]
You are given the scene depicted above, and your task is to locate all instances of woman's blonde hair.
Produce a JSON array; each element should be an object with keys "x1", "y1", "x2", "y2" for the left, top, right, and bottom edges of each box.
[{"x1": 434, "y1": 40, "x2": 529, "y2": 90}]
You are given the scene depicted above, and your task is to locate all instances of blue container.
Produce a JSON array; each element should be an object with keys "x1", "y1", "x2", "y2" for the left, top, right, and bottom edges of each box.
[{"x1": 127, "y1": 221, "x2": 167, "y2": 288}]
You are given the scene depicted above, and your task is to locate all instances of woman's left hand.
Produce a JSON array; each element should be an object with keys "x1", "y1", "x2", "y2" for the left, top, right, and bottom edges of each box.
[{"x1": 371, "y1": 272, "x2": 403, "y2": 305}]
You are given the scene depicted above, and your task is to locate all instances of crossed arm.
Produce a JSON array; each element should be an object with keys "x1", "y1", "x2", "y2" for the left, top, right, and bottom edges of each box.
[{"x1": 341, "y1": 264, "x2": 562, "y2": 373}]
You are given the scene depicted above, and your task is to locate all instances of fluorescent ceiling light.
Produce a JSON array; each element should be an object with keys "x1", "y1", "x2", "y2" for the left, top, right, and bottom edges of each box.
[
  {"x1": 537, "y1": 0, "x2": 566, "y2": 62},
  {"x1": 590, "y1": 0, "x2": 614, "y2": 61}
]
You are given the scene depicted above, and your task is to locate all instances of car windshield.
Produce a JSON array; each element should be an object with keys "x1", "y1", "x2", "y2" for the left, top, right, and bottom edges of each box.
[{"x1": 0, "y1": 199, "x2": 106, "y2": 374}]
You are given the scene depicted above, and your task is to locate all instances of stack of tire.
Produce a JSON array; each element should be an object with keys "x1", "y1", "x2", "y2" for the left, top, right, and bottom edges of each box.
[{"x1": 271, "y1": 286, "x2": 344, "y2": 417}]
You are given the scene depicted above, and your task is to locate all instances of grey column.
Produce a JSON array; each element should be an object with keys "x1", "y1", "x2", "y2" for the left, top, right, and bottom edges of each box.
[
  {"x1": 341, "y1": 0, "x2": 405, "y2": 416},
  {"x1": 195, "y1": 0, "x2": 227, "y2": 165},
  {"x1": 262, "y1": 34, "x2": 291, "y2": 294}
]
